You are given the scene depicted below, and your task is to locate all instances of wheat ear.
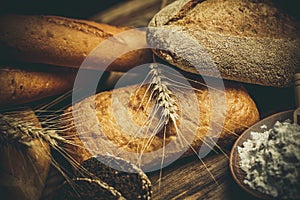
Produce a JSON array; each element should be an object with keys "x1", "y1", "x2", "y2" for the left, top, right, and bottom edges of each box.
[
  {"x1": 0, "y1": 112, "x2": 66, "y2": 148},
  {"x1": 148, "y1": 63, "x2": 179, "y2": 126},
  {"x1": 0, "y1": 111, "x2": 94, "y2": 190},
  {"x1": 145, "y1": 63, "x2": 181, "y2": 189}
]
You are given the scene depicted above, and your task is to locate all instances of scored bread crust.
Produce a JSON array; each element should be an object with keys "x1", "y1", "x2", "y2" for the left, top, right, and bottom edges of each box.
[
  {"x1": 63, "y1": 82, "x2": 259, "y2": 169},
  {"x1": 0, "y1": 15, "x2": 152, "y2": 72},
  {"x1": 0, "y1": 66, "x2": 77, "y2": 106},
  {"x1": 147, "y1": 0, "x2": 300, "y2": 87}
]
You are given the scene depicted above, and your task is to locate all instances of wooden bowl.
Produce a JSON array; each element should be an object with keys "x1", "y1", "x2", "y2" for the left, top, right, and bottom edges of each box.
[{"x1": 229, "y1": 110, "x2": 293, "y2": 200}]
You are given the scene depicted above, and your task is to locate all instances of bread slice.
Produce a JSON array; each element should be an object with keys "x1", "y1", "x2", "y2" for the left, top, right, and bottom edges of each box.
[
  {"x1": 147, "y1": 0, "x2": 300, "y2": 87},
  {"x1": 63, "y1": 81, "x2": 259, "y2": 170},
  {"x1": 58, "y1": 155, "x2": 152, "y2": 199},
  {"x1": 0, "y1": 15, "x2": 152, "y2": 72},
  {"x1": 0, "y1": 65, "x2": 77, "y2": 106}
]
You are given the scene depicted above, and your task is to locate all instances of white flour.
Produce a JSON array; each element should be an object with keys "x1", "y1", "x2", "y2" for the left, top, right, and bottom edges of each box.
[{"x1": 238, "y1": 120, "x2": 300, "y2": 199}]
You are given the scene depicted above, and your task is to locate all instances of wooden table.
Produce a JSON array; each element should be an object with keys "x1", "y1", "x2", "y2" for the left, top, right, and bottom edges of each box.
[{"x1": 147, "y1": 152, "x2": 257, "y2": 200}]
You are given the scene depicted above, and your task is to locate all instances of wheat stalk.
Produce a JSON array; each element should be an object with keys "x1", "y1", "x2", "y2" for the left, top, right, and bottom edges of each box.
[
  {"x1": 0, "y1": 112, "x2": 66, "y2": 148},
  {"x1": 144, "y1": 63, "x2": 181, "y2": 189},
  {"x1": 148, "y1": 63, "x2": 179, "y2": 126},
  {"x1": 0, "y1": 111, "x2": 95, "y2": 194}
]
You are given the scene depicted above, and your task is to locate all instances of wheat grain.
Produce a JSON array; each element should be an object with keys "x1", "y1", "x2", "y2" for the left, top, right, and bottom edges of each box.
[
  {"x1": 0, "y1": 110, "x2": 101, "y2": 197},
  {"x1": 0, "y1": 112, "x2": 66, "y2": 148},
  {"x1": 138, "y1": 63, "x2": 182, "y2": 188},
  {"x1": 0, "y1": 114, "x2": 33, "y2": 147},
  {"x1": 148, "y1": 63, "x2": 179, "y2": 127}
]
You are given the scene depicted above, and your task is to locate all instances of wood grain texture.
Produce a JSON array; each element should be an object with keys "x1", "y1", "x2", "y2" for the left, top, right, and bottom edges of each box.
[{"x1": 148, "y1": 152, "x2": 257, "y2": 200}]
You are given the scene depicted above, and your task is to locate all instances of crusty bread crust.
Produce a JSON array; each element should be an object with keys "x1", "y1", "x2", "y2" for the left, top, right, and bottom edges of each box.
[
  {"x1": 147, "y1": 0, "x2": 300, "y2": 87},
  {"x1": 0, "y1": 110, "x2": 50, "y2": 200},
  {"x1": 63, "y1": 82, "x2": 259, "y2": 168},
  {"x1": 0, "y1": 66, "x2": 77, "y2": 106},
  {"x1": 0, "y1": 15, "x2": 152, "y2": 72}
]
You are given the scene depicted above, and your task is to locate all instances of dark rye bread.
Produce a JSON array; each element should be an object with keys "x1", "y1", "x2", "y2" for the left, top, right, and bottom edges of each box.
[
  {"x1": 0, "y1": 15, "x2": 152, "y2": 72},
  {"x1": 147, "y1": 0, "x2": 300, "y2": 87},
  {"x1": 58, "y1": 155, "x2": 152, "y2": 200}
]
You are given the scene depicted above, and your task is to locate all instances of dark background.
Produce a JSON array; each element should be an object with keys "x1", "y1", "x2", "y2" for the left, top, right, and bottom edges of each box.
[
  {"x1": 0, "y1": 0, "x2": 299, "y2": 20},
  {"x1": 0, "y1": 0, "x2": 125, "y2": 19}
]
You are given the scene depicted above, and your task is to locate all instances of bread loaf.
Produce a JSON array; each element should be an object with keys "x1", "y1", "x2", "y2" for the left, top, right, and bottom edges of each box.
[
  {"x1": 147, "y1": 0, "x2": 300, "y2": 87},
  {"x1": 0, "y1": 110, "x2": 50, "y2": 200},
  {"x1": 0, "y1": 65, "x2": 77, "y2": 106},
  {"x1": 0, "y1": 15, "x2": 152, "y2": 72},
  {"x1": 62, "y1": 81, "x2": 259, "y2": 170}
]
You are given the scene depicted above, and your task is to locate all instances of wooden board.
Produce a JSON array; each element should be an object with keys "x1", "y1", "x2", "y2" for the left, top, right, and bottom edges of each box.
[{"x1": 147, "y1": 152, "x2": 257, "y2": 200}]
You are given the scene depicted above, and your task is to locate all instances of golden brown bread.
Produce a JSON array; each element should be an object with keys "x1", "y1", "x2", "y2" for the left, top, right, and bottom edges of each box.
[
  {"x1": 0, "y1": 66, "x2": 77, "y2": 106},
  {"x1": 147, "y1": 0, "x2": 300, "y2": 87},
  {"x1": 0, "y1": 15, "x2": 152, "y2": 72},
  {"x1": 62, "y1": 81, "x2": 259, "y2": 169},
  {"x1": 0, "y1": 110, "x2": 50, "y2": 200}
]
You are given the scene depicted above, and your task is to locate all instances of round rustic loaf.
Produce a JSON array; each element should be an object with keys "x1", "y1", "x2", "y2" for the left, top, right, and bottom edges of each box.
[{"x1": 147, "y1": 0, "x2": 300, "y2": 87}]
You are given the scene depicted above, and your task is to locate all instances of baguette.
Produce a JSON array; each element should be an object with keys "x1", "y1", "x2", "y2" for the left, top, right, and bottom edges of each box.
[
  {"x1": 0, "y1": 110, "x2": 50, "y2": 200},
  {"x1": 62, "y1": 81, "x2": 259, "y2": 170},
  {"x1": 0, "y1": 15, "x2": 152, "y2": 72},
  {"x1": 0, "y1": 65, "x2": 77, "y2": 106},
  {"x1": 147, "y1": 0, "x2": 300, "y2": 87}
]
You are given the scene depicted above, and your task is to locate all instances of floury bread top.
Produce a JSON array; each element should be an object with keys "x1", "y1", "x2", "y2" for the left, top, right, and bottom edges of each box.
[{"x1": 147, "y1": 0, "x2": 300, "y2": 87}]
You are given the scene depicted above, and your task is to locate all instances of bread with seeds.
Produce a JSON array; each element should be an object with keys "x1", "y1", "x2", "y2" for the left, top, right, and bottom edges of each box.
[{"x1": 58, "y1": 155, "x2": 152, "y2": 200}]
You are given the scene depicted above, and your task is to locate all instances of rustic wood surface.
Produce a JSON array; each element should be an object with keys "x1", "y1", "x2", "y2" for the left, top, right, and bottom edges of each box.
[{"x1": 147, "y1": 152, "x2": 257, "y2": 200}]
